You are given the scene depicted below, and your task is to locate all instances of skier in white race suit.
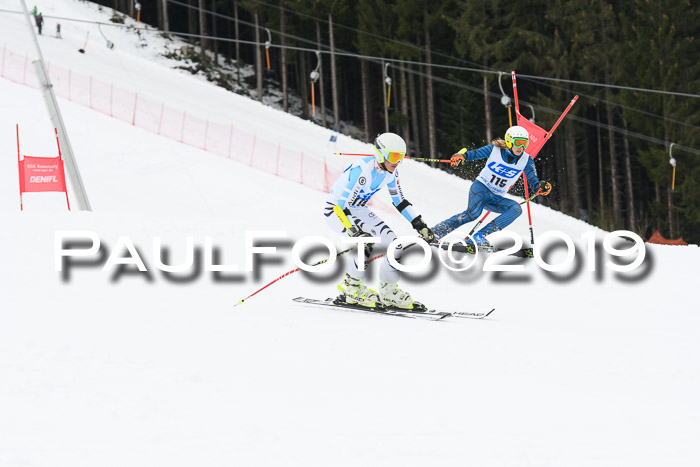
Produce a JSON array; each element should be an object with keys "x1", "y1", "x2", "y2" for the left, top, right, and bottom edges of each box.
[{"x1": 324, "y1": 133, "x2": 435, "y2": 310}]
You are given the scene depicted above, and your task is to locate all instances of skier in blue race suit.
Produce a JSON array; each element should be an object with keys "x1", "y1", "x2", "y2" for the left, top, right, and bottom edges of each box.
[{"x1": 431, "y1": 125, "x2": 552, "y2": 250}]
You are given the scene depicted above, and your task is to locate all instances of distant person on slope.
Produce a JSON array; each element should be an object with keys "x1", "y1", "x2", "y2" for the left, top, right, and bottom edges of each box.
[
  {"x1": 431, "y1": 125, "x2": 551, "y2": 252},
  {"x1": 324, "y1": 132, "x2": 435, "y2": 310},
  {"x1": 56, "y1": 23, "x2": 62, "y2": 39},
  {"x1": 35, "y1": 12, "x2": 44, "y2": 35}
]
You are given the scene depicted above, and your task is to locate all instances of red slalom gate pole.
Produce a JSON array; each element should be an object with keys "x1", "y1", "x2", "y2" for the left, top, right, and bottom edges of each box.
[
  {"x1": 17, "y1": 124, "x2": 22, "y2": 210},
  {"x1": 544, "y1": 95, "x2": 578, "y2": 142},
  {"x1": 54, "y1": 128, "x2": 62, "y2": 157},
  {"x1": 466, "y1": 211, "x2": 491, "y2": 239},
  {"x1": 512, "y1": 71, "x2": 519, "y2": 111},
  {"x1": 55, "y1": 128, "x2": 71, "y2": 210},
  {"x1": 522, "y1": 174, "x2": 534, "y2": 245}
]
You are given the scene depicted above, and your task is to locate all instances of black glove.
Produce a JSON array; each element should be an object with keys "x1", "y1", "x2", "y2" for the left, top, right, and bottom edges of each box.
[
  {"x1": 348, "y1": 224, "x2": 374, "y2": 258},
  {"x1": 538, "y1": 181, "x2": 552, "y2": 196},
  {"x1": 411, "y1": 216, "x2": 436, "y2": 242},
  {"x1": 348, "y1": 225, "x2": 371, "y2": 237}
]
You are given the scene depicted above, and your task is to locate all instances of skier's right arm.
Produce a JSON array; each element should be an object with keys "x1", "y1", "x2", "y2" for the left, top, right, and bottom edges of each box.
[{"x1": 451, "y1": 145, "x2": 493, "y2": 167}]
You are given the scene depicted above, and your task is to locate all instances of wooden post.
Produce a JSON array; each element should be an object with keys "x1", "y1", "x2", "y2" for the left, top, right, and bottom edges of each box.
[{"x1": 161, "y1": 0, "x2": 169, "y2": 32}]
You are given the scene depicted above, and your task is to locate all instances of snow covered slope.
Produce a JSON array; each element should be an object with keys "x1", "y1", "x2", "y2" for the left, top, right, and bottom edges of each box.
[{"x1": 1, "y1": 1, "x2": 699, "y2": 466}]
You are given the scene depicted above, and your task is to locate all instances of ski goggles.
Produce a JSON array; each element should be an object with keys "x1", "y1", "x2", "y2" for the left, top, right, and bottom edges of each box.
[
  {"x1": 374, "y1": 143, "x2": 406, "y2": 164},
  {"x1": 506, "y1": 137, "x2": 529, "y2": 149},
  {"x1": 512, "y1": 138, "x2": 529, "y2": 148}
]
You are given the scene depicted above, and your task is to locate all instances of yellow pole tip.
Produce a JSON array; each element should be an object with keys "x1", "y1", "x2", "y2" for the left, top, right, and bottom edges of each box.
[{"x1": 459, "y1": 148, "x2": 467, "y2": 154}]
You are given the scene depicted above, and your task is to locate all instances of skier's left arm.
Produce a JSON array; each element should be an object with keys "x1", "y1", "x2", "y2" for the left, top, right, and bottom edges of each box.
[
  {"x1": 523, "y1": 158, "x2": 551, "y2": 196},
  {"x1": 388, "y1": 173, "x2": 435, "y2": 241}
]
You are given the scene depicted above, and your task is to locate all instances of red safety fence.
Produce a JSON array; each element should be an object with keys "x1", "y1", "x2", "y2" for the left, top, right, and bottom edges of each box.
[{"x1": 2, "y1": 44, "x2": 345, "y2": 196}]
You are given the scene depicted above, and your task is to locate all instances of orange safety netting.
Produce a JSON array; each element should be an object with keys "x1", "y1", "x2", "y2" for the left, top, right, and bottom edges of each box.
[{"x1": 647, "y1": 230, "x2": 688, "y2": 246}]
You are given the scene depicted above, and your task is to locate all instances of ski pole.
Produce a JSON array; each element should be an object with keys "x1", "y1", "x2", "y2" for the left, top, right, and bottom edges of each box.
[
  {"x1": 407, "y1": 157, "x2": 451, "y2": 163},
  {"x1": 522, "y1": 191, "x2": 542, "y2": 204},
  {"x1": 333, "y1": 152, "x2": 450, "y2": 162},
  {"x1": 332, "y1": 149, "x2": 466, "y2": 164},
  {"x1": 410, "y1": 147, "x2": 466, "y2": 164},
  {"x1": 78, "y1": 31, "x2": 89, "y2": 53},
  {"x1": 234, "y1": 245, "x2": 357, "y2": 306},
  {"x1": 235, "y1": 238, "x2": 422, "y2": 307}
]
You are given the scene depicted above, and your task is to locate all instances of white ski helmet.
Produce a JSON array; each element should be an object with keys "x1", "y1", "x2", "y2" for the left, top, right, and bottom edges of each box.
[
  {"x1": 504, "y1": 125, "x2": 529, "y2": 149},
  {"x1": 373, "y1": 132, "x2": 407, "y2": 164}
]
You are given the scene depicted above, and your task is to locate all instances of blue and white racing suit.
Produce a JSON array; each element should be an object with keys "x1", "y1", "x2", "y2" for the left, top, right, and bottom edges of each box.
[
  {"x1": 432, "y1": 145, "x2": 541, "y2": 239},
  {"x1": 324, "y1": 157, "x2": 420, "y2": 284}
]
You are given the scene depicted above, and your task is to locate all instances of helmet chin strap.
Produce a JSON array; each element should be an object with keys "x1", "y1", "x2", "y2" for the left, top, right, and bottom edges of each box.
[{"x1": 376, "y1": 159, "x2": 388, "y2": 171}]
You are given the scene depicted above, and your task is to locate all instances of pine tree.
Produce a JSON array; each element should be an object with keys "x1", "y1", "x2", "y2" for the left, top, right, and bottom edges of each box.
[{"x1": 619, "y1": 0, "x2": 700, "y2": 241}]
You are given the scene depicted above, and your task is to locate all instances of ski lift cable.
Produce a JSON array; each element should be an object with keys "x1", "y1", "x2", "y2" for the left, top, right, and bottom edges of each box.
[
  {"x1": 160, "y1": 1, "x2": 700, "y2": 100},
  {"x1": 3, "y1": 6, "x2": 697, "y2": 102},
  {"x1": 518, "y1": 76, "x2": 700, "y2": 131},
  {"x1": 403, "y1": 65, "x2": 700, "y2": 156},
  {"x1": 1, "y1": 9, "x2": 697, "y2": 156}
]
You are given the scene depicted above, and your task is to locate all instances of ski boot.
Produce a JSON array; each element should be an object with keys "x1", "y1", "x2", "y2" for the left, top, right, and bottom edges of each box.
[
  {"x1": 465, "y1": 231, "x2": 494, "y2": 253},
  {"x1": 379, "y1": 282, "x2": 427, "y2": 311},
  {"x1": 336, "y1": 274, "x2": 380, "y2": 308}
]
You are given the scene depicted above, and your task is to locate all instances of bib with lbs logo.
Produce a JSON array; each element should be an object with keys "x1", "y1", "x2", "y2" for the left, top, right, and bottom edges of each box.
[{"x1": 477, "y1": 146, "x2": 530, "y2": 195}]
